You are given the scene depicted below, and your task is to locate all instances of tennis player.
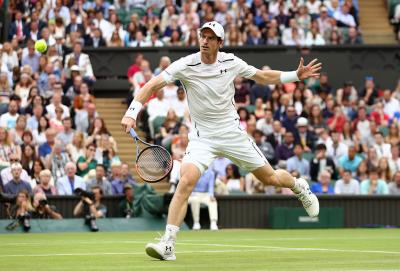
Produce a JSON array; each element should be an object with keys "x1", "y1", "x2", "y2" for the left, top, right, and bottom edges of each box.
[{"x1": 121, "y1": 21, "x2": 321, "y2": 261}]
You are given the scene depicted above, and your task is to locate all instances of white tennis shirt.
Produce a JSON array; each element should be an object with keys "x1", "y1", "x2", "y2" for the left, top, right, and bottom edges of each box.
[{"x1": 161, "y1": 51, "x2": 257, "y2": 137}]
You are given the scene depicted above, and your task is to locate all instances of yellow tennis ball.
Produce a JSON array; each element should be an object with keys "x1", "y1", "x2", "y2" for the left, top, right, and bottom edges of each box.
[{"x1": 34, "y1": 39, "x2": 47, "y2": 53}]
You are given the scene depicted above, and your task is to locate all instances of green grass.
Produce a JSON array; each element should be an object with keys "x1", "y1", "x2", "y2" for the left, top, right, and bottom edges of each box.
[{"x1": 0, "y1": 229, "x2": 399, "y2": 271}]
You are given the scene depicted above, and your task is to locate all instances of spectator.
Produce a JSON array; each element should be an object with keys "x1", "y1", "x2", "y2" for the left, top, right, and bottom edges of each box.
[
  {"x1": 388, "y1": 144, "x2": 400, "y2": 174},
  {"x1": 382, "y1": 89, "x2": 400, "y2": 119},
  {"x1": 20, "y1": 144, "x2": 36, "y2": 178},
  {"x1": 344, "y1": 27, "x2": 363, "y2": 44},
  {"x1": 266, "y1": 120, "x2": 285, "y2": 149},
  {"x1": 5, "y1": 190, "x2": 33, "y2": 232},
  {"x1": 333, "y1": 4, "x2": 356, "y2": 28},
  {"x1": 338, "y1": 145, "x2": 363, "y2": 176},
  {"x1": 147, "y1": 89, "x2": 170, "y2": 138},
  {"x1": 275, "y1": 131, "x2": 295, "y2": 162},
  {"x1": 56, "y1": 117, "x2": 75, "y2": 146},
  {"x1": 334, "y1": 170, "x2": 360, "y2": 194},
  {"x1": 373, "y1": 132, "x2": 391, "y2": 159},
  {"x1": 38, "y1": 128, "x2": 57, "y2": 163},
  {"x1": 388, "y1": 171, "x2": 400, "y2": 195},
  {"x1": 57, "y1": 162, "x2": 86, "y2": 195},
  {"x1": 256, "y1": 109, "x2": 273, "y2": 136},
  {"x1": 47, "y1": 141, "x2": 70, "y2": 182},
  {"x1": 223, "y1": 164, "x2": 244, "y2": 193},
  {"x1": 76, "y1": 143, "x2": 98, "y2": 178},
  {"x1": 253, "y1": 130, "x2": 276, "y2": 165},
  {"x1": 112, "y1": 162, "x2": 137, "y2": 195},
  {"x1": 3, "y1": 163, "x2": 32, "y2": 195},
  {"x1": 118, "y1": 184, "x2": 136, "y2": 218},
  {"x1": 33, "y1": 169, "x2": 58, "y2": 196},
  {"x1": 64, "y1": 42, "x2": 96, "y2": 83},
  {"x1": 311, "y1": 170, "x2": 334, "y2": 194},
  {"x1": 188, "y1": 169, "x2": 218, "y2": 230},
  {"x1": 295, "y1": 117, "x2": 316, "y2": 152},
  {"x1": 66, "y1": 132, "x2": 85, "y2": 163},
  {"x1": 0, "y1": 100, "x2": 19, "y2": 129},
  {"x1": 87, "y1": 164, "x2": 112, "y2": 195},
  {"x1": 31, "y1": 192, "x2": 62, "y2": 219},
  {"x1": 360, "y1": 168, "x2": 389, "y2": 195},
  {"x1": 310, "y1": 143, "x2": 336, "y2": 182},
  {"x1": 286, "y1": 144, "x2": 310, "y2": 179},
  {"x1": 378, "y1": 157, "x2": 392, "y2": 183}
]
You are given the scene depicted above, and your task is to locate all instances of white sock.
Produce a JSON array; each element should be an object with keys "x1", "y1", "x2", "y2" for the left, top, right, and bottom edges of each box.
[
  {"x1": 291, "y1": 179, "x2": 302, "y2": 194},
  {"x1": 165, "y1": 224, "x2": 179, "y2": 240}
]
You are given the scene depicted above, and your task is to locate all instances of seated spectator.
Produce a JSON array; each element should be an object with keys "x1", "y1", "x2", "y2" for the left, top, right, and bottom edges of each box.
[
  {"x1": 373, "y1": 132, "x2": 391, "y2": 159},
  {"x1": 158, "y1": 109, "x2": 181, "y2": 147},
  {"x1": 119, "y1": 184, "x2": 136, "y2": 218},
  {"x1": 382, "y1": 89, "x2": 400, "y2": 119},
  {"x1": 286, "y1": 144, "x2": 310, "y2": 179},
  {"x1": 339, "y1": 145, "x2": 363, "y2": 176},
  {"x1": 76, "y1": 143, "x2": 98, "y2": 178},
  {"x1": 49, "y1": 106, "x2": 65, "y2": 132},
  {"x1": 344, "y1": 27, "x2": 363, "y2": 44},
  {"x1": 87, "y1": 164, "x2": 112, "y2": 195},
  {"x1": 56, "y1": 117, "x2": 75, "y2": 146},
  {"x1": 112, "y1": 162, "x2": 137, "y2": 195},
  {"x1": 223, "y1": 164, "x2": 244, "y2": 193},
  {"x1": 253, "y1": 130, "x2": 276, "y2": 165},
  {"x1": 378, "y1": 157, "x2": 392, "y2": 183},
  {"x1": 170, "y1": 87, "x2": 189, "y2": 118},
  {"x1": 46, "y1": 92, "x2": 70, "y2": 120},
  {"x1": 310, "y1": 143, "x2": 336, "y2": 182},
  {"x1": 360, "y1": 168, "x2": 389, "y2": 195},
  {"x1": 327, "y1": 104, "x2": 347, "y2": 133},
  {"x1": 256, "y1": 109, "x2": 273, "y2": 136},
  {"x1": 73, "y1": 186, "x2": 106, "y2": 231},
  {"x1": 389, "y1": 145, "x2": 400, "y2": 174},
  {"x1": 275, "y1": 131, "x2": 295, "y2": 162},
  {"x1": 27, "y1": 104, "x2": 44, "y2": 131},
  {"x1": 57, "y1": 162, "x2": 86, "y2": 195},
  {"x1": 30, "y1": 159, "x2": 47, "y2": 187},
  {"x1": 66, "y1": 132, "x2": 85, "y2": 163},
  {"x1": 92, "y1": 133, "x2": 117, "y2": 172},
  {"x1": 147, "y1": 89, "x2": 170, "y2": 138},
  {"x1": 21, "y1": 144, "x2": 36, "y2": 178},
  {"x1": 253, "y1": 98, "x2": 265, "y2": 120},
  {"x1": 38, "y1": 128, "x2": 57, "y2": 163},
  {"x1": 295, "y1": 117, "x2": 316, "y2": 152},
  {"x1": 334, "y1": 170, "x2": 360, "y2": 194},
  {"x1": 188, "y1": 169, "x2": 218, "y2": 230},
  {"x1": 64, "y1": 41, "x2": 96, "y2": 83},
  {"x1": 33, "y1": 169, "x2": 58, "y2": 196},
  {"x1": 1, "y1": 154, "x2": 30, "y2": 186},
  {"x1": 385, "y1": 123, "x2": 399, "y2": 146},
  {"x1": 75, "y1": 102, "x2": 98, "y2": 134},
  {"x1": 4, "y1": 163, "x2": 32, "y2": 195},
  {"x1": 311, "y1": 170, "x2": 334, "y2": 194},
  {"x1": 333, "y1": 4, "x2": 356, "y2": 28},
  {"x1": 48, "y1": 141, "x2": 70, "y2": 182},
  {"x1": 31, "y1": 192, "x2": 62, "y2": 219},
  {"x1": 0, "y1": 128, "x2": 21, "y2": 169},
  {"x1": 0, "y1": 100, "x2": 19, "y2": 129},
  {"x1": 32, "y1": 116, "x2": 49, "y2": 146},
  {"x1": 266, "y1": 120, "x2": 285, "y2": 149},
  {"x1": 388, "y1": 171, "x2": 400, "y2": 195}
]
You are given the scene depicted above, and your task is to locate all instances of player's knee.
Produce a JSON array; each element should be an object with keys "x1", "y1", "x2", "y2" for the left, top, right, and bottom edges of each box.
[{"x1": 175, "y1": 177, "x2": 197, "y2": 199}]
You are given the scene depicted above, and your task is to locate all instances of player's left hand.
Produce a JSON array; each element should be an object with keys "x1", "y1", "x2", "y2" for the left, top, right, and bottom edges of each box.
[{"x1": 296, "y1": 58, "x2": 322, "y2": 80}]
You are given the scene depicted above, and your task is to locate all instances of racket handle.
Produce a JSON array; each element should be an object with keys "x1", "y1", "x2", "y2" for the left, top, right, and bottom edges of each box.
[{"x1": 129, "y1": 128, "x2": 138, "y2": 138}]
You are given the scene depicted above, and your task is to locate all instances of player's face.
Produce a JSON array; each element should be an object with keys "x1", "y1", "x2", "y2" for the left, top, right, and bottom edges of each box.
[{"x1": 199, "y1": 28, "x2": 221, "y2": 55}]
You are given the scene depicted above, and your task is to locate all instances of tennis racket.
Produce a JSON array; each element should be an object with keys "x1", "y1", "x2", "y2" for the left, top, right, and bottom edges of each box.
[{"x1": 129, "y1": 128, "x2": 173, "y2": 183}]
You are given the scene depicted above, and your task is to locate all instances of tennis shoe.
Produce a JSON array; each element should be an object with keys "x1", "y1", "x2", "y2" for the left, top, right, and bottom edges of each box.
[
  {"x1": 295, "y1": 178, "x2": 319, "y2": 217},
  {"x1": 145, "y1": 234, "x2": 176, "y2": 261}
]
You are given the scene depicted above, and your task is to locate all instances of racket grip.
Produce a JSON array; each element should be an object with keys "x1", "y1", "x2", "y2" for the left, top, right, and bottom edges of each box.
[{"x1": 129, "y1": 128, "x2": 138, "y2": 138}]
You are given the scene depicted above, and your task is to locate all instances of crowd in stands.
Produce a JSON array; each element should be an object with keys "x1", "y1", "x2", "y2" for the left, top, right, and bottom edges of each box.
[{"x1": 6, "y1": 0, "x2": 363, "y2": 48}]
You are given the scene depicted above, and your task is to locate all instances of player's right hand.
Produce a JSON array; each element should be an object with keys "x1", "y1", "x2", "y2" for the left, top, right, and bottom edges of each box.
[{"x1": 121, "y1": 116, "x2": 136, "y2": 133}]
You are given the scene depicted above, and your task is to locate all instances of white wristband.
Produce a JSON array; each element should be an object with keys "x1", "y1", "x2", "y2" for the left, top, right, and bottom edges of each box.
[
  {"x1": 124, "y1": 100, "x2": 143, "y2": 120},
  {"x1": 280, "y1": 71, "x2": 299, "y2": 84}
]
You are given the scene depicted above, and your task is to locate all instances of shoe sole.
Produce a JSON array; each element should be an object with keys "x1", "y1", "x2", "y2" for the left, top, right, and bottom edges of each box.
[{"x1": 145, "y1": 246, "x2": 164, "y2": 260}]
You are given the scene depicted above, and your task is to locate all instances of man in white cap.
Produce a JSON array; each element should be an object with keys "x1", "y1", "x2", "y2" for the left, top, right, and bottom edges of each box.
[
  {"x1": 121, "y1": 21, "x2": 322, "y2": 261},
  {"x1": 295, "y1": 116, "x2": 316, "y2": 152}
]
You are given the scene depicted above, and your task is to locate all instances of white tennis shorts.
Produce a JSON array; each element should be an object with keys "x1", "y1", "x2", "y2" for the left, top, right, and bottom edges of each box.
[{"x1": 182, "y1": 129, "x2": 269, "y2": 174}]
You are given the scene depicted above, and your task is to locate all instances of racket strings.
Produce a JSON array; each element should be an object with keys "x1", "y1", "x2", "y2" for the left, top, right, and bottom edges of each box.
[{"x1": 137, "y1": 147, "x2": 172, "y2": 182}]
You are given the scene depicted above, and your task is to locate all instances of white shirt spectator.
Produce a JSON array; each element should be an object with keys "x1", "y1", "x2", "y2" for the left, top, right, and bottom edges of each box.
[
  {"x1": 0, "y1": 112, "x2": 19, "y2": 129},
  {"x1": 333, "y1": 10, "x2": 356, "y2": 27},
  {"x1": 57, "y1": 175, "x2": 86, "y2": 195},
  {"x1": 334, "y1": 178, "x2": 360, "y2": 194},
  {"x1": 305, "y1": 32, "x2": 326, "y2": 46},
  {"x1": 326, "y1": 141, "x2": 348, "y2": 165},
  {"x1": 383, "y1": 97, "x2": 400, "y2": 118},
  {"x1": 64, "y1": 52, "x2": 94, "y2": 78},
  {"x1": 163, "y1": 84, "x2": 179, "y2": 105},
  {"x1": 306, "y1": 0, "x2": 322, "y2": 15},
  {"x1": 374, "y1": 143, "x2": 391, "y2": 159},
  {"x1": 147, "y1": 97, "x2": 170, "y2": 122},
  {"x1": 94, "y1": 18, "x2": 114, "y2": 41},
  {"x1": 170, "y1": 98, "x2": 189, "y2": 118},
  {"x1": 1, "y1": 51, "x2": 19, "y2": 71},
  {"x1": 46, "y1": 103, "x2": 70, "y2": 120},
  {"x1": 256, "y1": 119, "x2": 273, "y2": 136}
]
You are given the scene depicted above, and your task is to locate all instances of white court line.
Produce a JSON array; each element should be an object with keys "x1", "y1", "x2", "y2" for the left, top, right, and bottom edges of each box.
[
  {"x1": 178, "y1": 242, "x2": 400, "y2": 255},
  {"x1": 2, "y1": 236, "x2": 399, "y2": 246},
  {"x1": 0, "y1": 249, "x2": 274, "y2": 258}
]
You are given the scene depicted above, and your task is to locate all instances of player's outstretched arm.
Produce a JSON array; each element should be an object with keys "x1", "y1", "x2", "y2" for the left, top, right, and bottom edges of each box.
[
  {"x1": 250, "y1": 58, "x2": 322, "y2": 85},
  {"x1": 121, "y1": 74, "x2": 167, "y2": 133}
]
